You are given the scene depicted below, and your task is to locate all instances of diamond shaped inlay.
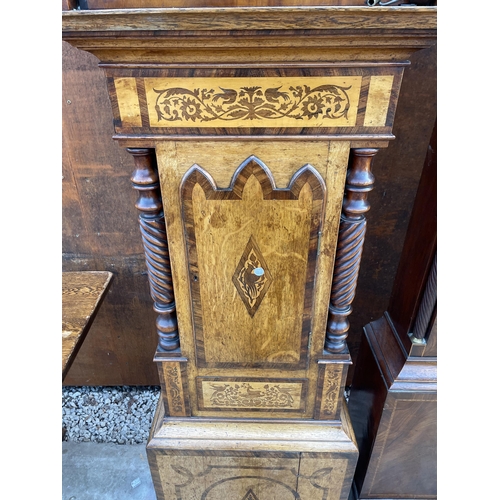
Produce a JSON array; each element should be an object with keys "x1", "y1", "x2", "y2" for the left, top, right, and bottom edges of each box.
[
  {"x1": 232, "y1": 235, "x2": 272, "y2": 317},
  {"x1": 242, "y1": 489, "x2": 259, "y2": 500}
]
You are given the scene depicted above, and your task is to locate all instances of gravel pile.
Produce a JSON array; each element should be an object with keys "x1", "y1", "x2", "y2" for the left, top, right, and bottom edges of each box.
[{"x1": 62, "y1": 386, "x2": 161, "y2": 444}]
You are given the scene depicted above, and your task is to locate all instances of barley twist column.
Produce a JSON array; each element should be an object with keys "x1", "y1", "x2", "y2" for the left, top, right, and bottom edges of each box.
[
  {"x1": 412, "y1": 252, "x2": 437, "y2": 341},
  {"x1": 127, "y1": 148, "x2": 180, "y2": 352},
  {"x1": 325, "y1": 148, "x2": 378, "y2": 354}
]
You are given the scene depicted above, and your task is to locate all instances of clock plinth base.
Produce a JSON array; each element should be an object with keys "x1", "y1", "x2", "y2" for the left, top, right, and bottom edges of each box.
[{"x1": 147, "y1": 396, "x2": 358, "y2": 500}]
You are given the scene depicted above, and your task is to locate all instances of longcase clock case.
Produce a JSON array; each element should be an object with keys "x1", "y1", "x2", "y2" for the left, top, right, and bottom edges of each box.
[{"x1": 62, "y1": 5, "x2": 437, "y2": 500}]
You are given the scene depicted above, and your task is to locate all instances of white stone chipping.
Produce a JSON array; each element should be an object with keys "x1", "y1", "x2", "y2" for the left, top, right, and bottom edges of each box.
[{"x1": 62, "y1": 386, "x2": 161, "y2": 444}]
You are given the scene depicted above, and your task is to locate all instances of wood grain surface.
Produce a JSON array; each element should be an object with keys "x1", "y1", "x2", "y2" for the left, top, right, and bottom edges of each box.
[
  {"x1": 62, "y1": 40, "x2": 161, "y2": 386},
  {"x1": 84, "y1": 1, "x2": 369, "y2": 9},
  {"x1": 361, "y1": 392, "x2": 436, "y2": 498},
  {"x1": 61, "y1": 8, "x2": 436, "y2": 387},
  {"x1": 158, "y1": 359, "x2": 191, "y2": 417},
  {"x1": 62, "y1": 6, "x2": 437, "y2": 33},
  {"x1": 62, "y1": 271, "x2": 113, "y2": 380},
  {"x1": 348, "y1": 135, "x2": 437, "y2": 495},
  {"x1": 348, "y1": 315, "x2": 436, "y2": 499},
  {"x1": 156, "y1": 140, "x2": 349, "y2": 418},
  {"x1": 181, "y1": 156, "x2": 324, "y2": 369},
  {"x1": 387, "y1": 120, "x2": 437, "y2": 355},
  {"x1": 197, "y1": 377, "x2": 308, "y2": 412},
  {"x1": 147, "y1": 399, "x2": 358, "y2": 499},
  {"x1": 104, "y1": 68, "x2": 403, "y2": 139},
  {"x1": 314, "y1": 361, "x2": 349, "y2": 420}
]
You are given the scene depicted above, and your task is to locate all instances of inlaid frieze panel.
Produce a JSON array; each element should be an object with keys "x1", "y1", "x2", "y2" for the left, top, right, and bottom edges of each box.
[
  {"x1": 197, "y1": 377, "x2": 308, "y2": 412},
  {"x1": 145, "y1": 76, "x2": 361, "y2": 127},
  {"x1": 181, "y1": 155, "x2": 325, "y2": 370},
  {"x1": 105, "y1": 67, "x2": 404, "y2": 138}
]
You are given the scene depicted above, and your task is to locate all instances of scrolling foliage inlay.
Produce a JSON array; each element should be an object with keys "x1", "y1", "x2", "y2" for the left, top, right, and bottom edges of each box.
[
  {"x1": 209, "y1": 382, "x2": 295, "y2": 409},
  {"x1": 153, "y1": 83, "x2": 352, "y2": 124}
]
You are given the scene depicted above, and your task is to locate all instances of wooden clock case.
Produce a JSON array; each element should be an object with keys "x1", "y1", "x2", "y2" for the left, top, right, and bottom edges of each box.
[{"x1": 62, "y1": 4, "x2": 437, "y2": 499}]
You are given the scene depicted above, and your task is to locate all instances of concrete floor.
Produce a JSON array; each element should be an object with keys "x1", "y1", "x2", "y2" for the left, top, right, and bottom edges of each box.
[{"x1": 62, "y1": 441, "x2": 156, "y2": 500}]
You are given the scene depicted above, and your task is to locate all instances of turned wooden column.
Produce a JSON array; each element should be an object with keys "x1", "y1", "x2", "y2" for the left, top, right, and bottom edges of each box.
[
  {"x1": 411, "y1": 251, "x2": 437, "y2": 342},
  {"x1": 127, "y1": 148, "x2": 180, "y2": 352},
  {"x1": 325, "y1": 148, "x2": 378, "y2": 353}
]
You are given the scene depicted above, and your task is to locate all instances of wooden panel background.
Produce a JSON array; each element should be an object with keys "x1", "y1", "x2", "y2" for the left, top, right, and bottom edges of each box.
[
  {"x1": 66, "y1": 1, "x2": 434, "y2": 11},
  {"x1": 62, "y1": 40, "x2": 159, "y2": 385},
  {"x1": 62, "y1": 39, "x2": 436, "y2": 386},
  {"x1": 82, "y1": 1, "x2": 369, "y2": 9}
]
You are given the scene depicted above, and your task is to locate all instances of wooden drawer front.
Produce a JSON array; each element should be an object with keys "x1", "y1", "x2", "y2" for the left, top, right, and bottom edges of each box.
[
  {"x1": 106, "y1": 66, "x2": 404, "y2": 138},
  {"x1": 196, "y1": 377, "x2": 308, "y2": 413},
  {"x1": 149, "y1": 452, "x2": 351, "y2": 500}
]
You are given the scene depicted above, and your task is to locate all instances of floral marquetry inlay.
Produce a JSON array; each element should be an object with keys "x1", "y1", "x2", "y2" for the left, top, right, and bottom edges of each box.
[
  {"x1": 161, "y1": 361, "x2": 189, "y2": 417},
  {"x1": 198, "y1": 378, "x2": 306, "y2": 411},
  {"x1": 233, "y1": 236, "x2": 272, "y2": 317},
  {"x1": 316, "y1": 363, "x2": 345, "y2": 420},
  {"x1": 210, "y1": 383, "x2": 294, "y2": 408},
  {"x1": 144, "y1": 77, "x2": 362, "y2": 127}
]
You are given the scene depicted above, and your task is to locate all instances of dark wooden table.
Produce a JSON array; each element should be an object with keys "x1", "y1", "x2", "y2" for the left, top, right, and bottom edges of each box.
[{"x1": 62, "y1": 271, "x2": 113, "y2": 381}]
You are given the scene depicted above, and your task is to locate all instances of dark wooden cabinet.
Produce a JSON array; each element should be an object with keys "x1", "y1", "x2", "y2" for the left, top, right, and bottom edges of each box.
[{"x1": 348, "y1": 123, "x2": 437, "y2": 499}]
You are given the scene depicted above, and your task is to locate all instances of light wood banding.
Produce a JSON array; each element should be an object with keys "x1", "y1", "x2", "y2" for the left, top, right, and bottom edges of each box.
[
  {"x1": 314, "y1": 361, "x2": 350, "y2": 421},
  {"x1": 114, "y1": 77, "x2": 142, "y2": 127},
  {"x1": 363, "y1": 75, "x2": 395, "y2": 127}
]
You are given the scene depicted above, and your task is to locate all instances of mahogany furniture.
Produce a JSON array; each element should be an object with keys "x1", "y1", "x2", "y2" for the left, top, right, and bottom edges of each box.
[
  {"x1": 62, "y1": 271, "x2": 113, "y2": 381},
  {"x1": 347, "y1": 123, "x2": 437, "y2": 499},
  {"x1": 62, "y1": 4, "x2": 436, "y2": 499}
]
